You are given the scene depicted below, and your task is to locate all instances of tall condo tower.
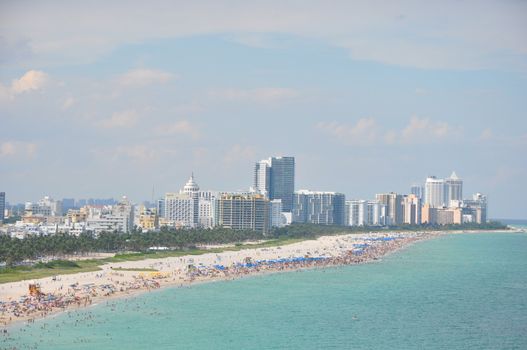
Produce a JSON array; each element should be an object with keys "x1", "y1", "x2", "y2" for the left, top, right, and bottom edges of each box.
[
  {"x1": 425, "y1": 176, "x2": 445, "y2": 208},
  {"x1": 253, "y1": 156, "x2": 295, "y2": 212},
  {"x1": 182, "y1": 173, "x2": 200, "y2": 226},
  {"x1": 253, "y1": 159, "x2": 271, "y2": 197},
  {"x1": 410, "y1": 184, "x2": 424, "y2": 200},
  {"x1": 445, "y1": 171, "x2": 463, "y2": 206}
]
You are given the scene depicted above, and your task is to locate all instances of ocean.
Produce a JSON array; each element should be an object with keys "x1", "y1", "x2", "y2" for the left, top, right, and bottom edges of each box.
[{"x1": 3, "y1": 231, "x2": 527, "y2": 349}]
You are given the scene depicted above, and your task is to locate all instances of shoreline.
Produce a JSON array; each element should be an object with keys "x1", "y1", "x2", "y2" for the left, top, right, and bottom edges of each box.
[{"x1": 1, "y1": 228, "x2": 521, "y2": 329}]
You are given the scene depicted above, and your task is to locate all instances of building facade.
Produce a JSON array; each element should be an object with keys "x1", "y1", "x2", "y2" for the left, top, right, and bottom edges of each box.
[
  {"x1": 217, "y1": 194, "x2": 270, "y2": 233},
  {"x1": 403, "y1": 194, "x2": 422, "y2": 225},
  {"x1": 164, "y1": 192, "x2": 195, "y2": 228},
  {"x1": 375, "y1": 192, "x2": 403, "y2": 225},
  {"x1": 425, "y1": 176, "x2": 445, "y2": 208},
  {"x1": 445, "y1": 171, "x2": 463, "y2": 207},
  {"x1": 254, "y1": 156, "x2": 295, "y2": 212},
  {"x1": 293, "y1": 190, "x2": 345, "y2": 226}
]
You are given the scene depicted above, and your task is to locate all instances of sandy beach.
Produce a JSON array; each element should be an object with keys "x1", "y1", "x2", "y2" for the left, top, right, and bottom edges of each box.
[{"x1": 2, "y1": 229, "x2": 514, "y2": 328}]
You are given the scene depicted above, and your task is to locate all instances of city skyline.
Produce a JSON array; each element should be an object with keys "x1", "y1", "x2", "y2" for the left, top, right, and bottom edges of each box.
[{"x1": 1, "y1": 1, "x2": 526, "y2": 218}]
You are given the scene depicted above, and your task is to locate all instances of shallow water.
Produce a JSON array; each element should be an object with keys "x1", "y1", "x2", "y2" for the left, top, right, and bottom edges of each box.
[{"x1": 3, "y1": 232, "x2": 527, "y2": 349}]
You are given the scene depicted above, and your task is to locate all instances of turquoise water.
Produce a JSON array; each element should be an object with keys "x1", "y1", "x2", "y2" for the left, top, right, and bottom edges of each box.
[{"x1": 2, "y1": 232, "x2": 527, "y2": 349}]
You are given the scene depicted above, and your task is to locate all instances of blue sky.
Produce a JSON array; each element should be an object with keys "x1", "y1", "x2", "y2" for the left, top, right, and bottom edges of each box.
[{"x1": 1, "y1": 1, "x2": 526, "y2": 218}]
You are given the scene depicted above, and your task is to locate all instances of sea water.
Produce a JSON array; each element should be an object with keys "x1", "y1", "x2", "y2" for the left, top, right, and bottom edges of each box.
[{"x1": 2, "y1": 232, "x2": 527, "y2": 350}]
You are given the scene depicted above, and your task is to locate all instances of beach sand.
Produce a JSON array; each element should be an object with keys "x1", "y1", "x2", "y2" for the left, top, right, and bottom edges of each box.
[{"x1": 2, "y1": 229, "x2": 494, "y2": 328}]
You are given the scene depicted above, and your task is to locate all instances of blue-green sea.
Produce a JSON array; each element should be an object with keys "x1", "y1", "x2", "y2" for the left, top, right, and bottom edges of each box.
[{"x1": 3, "y1": 231, "x2": 527, "y2": 349}]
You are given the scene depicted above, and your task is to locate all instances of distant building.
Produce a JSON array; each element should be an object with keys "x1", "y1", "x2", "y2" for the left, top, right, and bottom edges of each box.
[
  {"x1": 346, "y1": 200, "x2": 367, "y2": 226},
  {"x1": 24, "y1": 196, "x2": 62, "y2": 217},
  {"x1": 0, "y1": 192, "x2": 5, "y2": 223},
  {"x1": 445, "y1": 171, "x2": 463, "y2": 207},
  {"x1": 375, "y1": 192, "x2": 403, "y2": 225},
  {"x1": 436, "y1": 208, "x2": 463, "y2": 225},
  {"x1": 254, "y1": 156, "x2": 295, "y2": 212},
  {"x1": 293, "y1": 190, "x2": 345, "y2": 226},
  {"x1": 367, "y1": 200, "x2": 386, "y2": 226},
  {"x1": 62, "y1": 198, "x2": 76, "y2": 212},
  {"x1": 164, "y1": 192, "x2": 195, "y2": 228},
  {"x1": 462, "y1": 193, "x2": 488, "y2": 224},
  {"x1": 217, "y1": 193, "x2": 270, "y2": 233},
  {"x1": 253, "y1": 159, "x2": 271, "y2": 198},
  {"x1": 137, "y1": 206, "x2": 158, "y2": 231},
  {"x1": 269, "y1": 199, "x2": 285, "y2": 228},
  {"x1": 86, "y1": 196, "x2": 134, "y2": 234},
  {"x1": 403, "y1": 194, "x2": 421, "y2": 225},
  {"x1": 421, "y1": 203, "x2": 437, "y2": 225},
  {"x1": 410, "y1": 184, "x2": 424, "y2": 200},
  {"x1": 425, "y1": 176, "x2": 445, "y2": 208},
  {"x1": 181, "y1": 174, "x2": 200, "y2": 226}
]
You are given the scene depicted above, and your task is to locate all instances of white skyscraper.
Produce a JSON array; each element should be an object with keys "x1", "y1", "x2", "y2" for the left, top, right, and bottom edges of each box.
[
  {"x1": 253, "y1": 159, "x2": 271, "y2": 197},
  {"x1": 164, "y1": 192, "x2": 195, "y2": 227},
  {"x1": 425, "y1": 176, "x2": 445, "y2": 208},
  {"x1": 182, "y1": 174, "x2": 200, "y2": 225},
  {"x1": 346, "y1": 200, "x2": 367, "y2": 226}
]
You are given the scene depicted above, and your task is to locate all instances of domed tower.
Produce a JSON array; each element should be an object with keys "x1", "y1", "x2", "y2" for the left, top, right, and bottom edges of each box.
[
  {"x1": 182, "y1": 173, "x2": 200, "y2": 226},
  {"x1": 183, "y1": 173, "x2": 200, "y2": 196}
]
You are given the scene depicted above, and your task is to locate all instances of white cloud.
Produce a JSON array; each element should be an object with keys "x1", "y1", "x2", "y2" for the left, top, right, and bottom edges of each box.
[
  {"x1": 112, "y1": 145, "x2": 159, "y2": 163},
  {"x1": 0, "y1": 70, "x2": 48, "y2": 101},
  {"x1": 316, "y1": 118, "x2": 379, "y2": 145},
  {"x1": 223, "y1": 144, "x2": 256, "y2": 165},
  {"x1": 2, "y1": 2, "x2": 526, "y2": 71},
  {"x1": 0, "y1": 142, "x2": 16, "y2": 157},
  {"x1": 398, "y1": 116, "x2": 461, "y2": 143},
  {"x1": 96, "y1": 110, "x2": 138, "y2": 129},
  {"x1": 210, "y1": 87, "x2": 299, "y2": 103},
  {"x1": 0, "y1": 141, "x2": 37, "y2": 158},
  {"x1": 479, "y1": 128, "x2": 494, "y2": 141},
  {"x1": 11, "y1": 70, "x2": 48, "y2": 94},
  {"x1": 61, "y1": 96, "x2": 76, "y2": 110},
  {"x1": 317, "y1": 116, "x2": 462, "y2": 145},
  {"x1": 118, "y1": 68, "x2": 174, "y2": 87},
  {"x1": 155, "y1": 120, "x2": 201, "y2": 139}
]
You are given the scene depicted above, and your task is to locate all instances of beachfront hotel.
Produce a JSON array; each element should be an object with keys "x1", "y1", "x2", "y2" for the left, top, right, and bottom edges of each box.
[{"x1": 217, "y1": 193, "x2": 270, "y2": 233}]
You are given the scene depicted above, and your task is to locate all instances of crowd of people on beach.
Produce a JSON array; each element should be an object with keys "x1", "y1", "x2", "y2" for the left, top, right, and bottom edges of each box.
[
  {"x1": 1, "y1": 232, "x2": 429, "y2": 328},
  {"x1": 0, "y1": 274, "x2": 161, "y2": 326}
]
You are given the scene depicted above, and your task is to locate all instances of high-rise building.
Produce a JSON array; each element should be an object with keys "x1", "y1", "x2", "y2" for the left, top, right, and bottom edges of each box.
[
  {"x1": 463, "y1": 193, "x2": 488, "y2": 224},
  {"x1": 403, "y1": 194, "x2": 422, "y2": 225},
  {"x1": 164, "y1": 192, "x2": 195, "y2": 228},
  {"x1": 375, "y1": 192, "x2": 403, "y2": 225},
  {"x1": 424, "y1": 176, "x2": 445, "y2": 208},
  {"x1": 253, "y1": 159, "x2": 271, "y2": 197},
  {"x1": 345, "y1": 200, "x2": 367, "y2": 226},
  {"x1": 445, "y1": 171, "x2": 463, "y2": 207},
  {"x1": 182, "y1": 174, "x2": 200, "y2": 226},
  {"x1": 62, "y1": 198, "x2": 76, "y2": 212},
  {"x1": 293, "y1": 190, "x2": 345, "y2": 226},
  {"x1": 0, "y1": 192, "x2": 5, "y2": 223},
  {"x1": 410, "y1": 184, "x2": 424, "y2": 200},
  {"x1": 254, "y1": 156, "x2": 295, "y2": 212},
  {"x1": 269, "y1": 199, "x2": 285, "y2": 228},
  {"x1": 217, "y1": 194, "x2": 270, "y2": 233},
  {"x1": 366, "y1": 200, "x2": 385, "y2": 226}
]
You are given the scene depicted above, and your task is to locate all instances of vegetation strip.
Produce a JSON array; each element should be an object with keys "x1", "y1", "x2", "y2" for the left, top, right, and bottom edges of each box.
[{"x1": 0, "y1": 222, "x2": 507, "y2": 284}]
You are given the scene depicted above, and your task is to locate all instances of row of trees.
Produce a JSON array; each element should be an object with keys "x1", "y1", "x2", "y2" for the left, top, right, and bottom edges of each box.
[{"x1": 0, "y1": 222, "x2": 507, "y2": 266}]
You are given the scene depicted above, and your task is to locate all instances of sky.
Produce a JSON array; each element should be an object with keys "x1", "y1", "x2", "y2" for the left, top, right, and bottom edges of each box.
[{"x1": 0, "y1": 1, "x2": 526, "y2": 219}]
